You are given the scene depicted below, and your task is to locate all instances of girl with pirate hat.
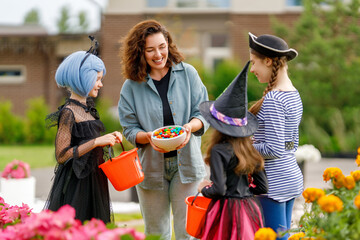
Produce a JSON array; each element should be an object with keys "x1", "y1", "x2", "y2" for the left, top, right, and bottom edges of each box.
[
  {"x1": 45, "y1": 37, "x2": 122, "y2": 223},
  {"x1": 197, "y1": 62, "x2": 268, "y2": 240},
  {"x1": 248, "y1": 32, "x2": 303, "y2": 240}
]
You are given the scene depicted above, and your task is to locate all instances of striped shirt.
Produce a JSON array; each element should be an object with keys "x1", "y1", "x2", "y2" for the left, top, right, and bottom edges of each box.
[{"x1": 253, "y1": 90, "x2": 303, "y2": 202}]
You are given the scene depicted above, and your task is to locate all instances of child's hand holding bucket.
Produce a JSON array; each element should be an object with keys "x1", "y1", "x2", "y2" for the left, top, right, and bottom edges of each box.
[
  {"x1": 198, "y1": 179, "x2": 212, "y2": 193},
  {"x1": 94, "y1": 131, "x2": 123, "y2": 147},
  {"x1": 111, "y1": 131, "x2": 123, "y2": 143}
]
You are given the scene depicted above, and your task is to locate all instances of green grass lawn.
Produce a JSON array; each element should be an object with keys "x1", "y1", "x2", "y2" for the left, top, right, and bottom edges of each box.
[
  {"x1": 0, "y1": 145, "x2": 56, "y2": 170},
  {"x1": 0, "y1": 144, "x2": 130, "y2": 170}
]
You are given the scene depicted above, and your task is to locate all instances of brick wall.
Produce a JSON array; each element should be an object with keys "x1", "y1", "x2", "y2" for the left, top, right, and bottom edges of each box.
[
  {"x1": 0, "y1": 44, "x2": 58, "y2": 115},
  {"x1": 100, "y1": 14, "x2": 143, "y2": 108},
  {"x1": 0, "y1": 12, "x2": 301, "y2": 116},
  {"x1": 230, "y1": 13, "x2": 300, "y2": 62},
  {"x1": 100, "y1": 12, "x2": 301, "y2": 108}
]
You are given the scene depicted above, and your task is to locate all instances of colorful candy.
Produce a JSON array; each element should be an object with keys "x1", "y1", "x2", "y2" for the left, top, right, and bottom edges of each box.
[{"x1": 153, "y1": 126, "x2": 185, "y2": 139}]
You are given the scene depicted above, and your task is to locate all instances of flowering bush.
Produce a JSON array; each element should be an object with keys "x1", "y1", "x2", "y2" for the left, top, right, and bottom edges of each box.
[
  {"x1": 1, "y1": 159, "x2": 31, "y2": 179},
  {"x1": 295, "y1": 144, "x2": 322, "y2": 163},
  {"x1": 0, "y1": 197, "x2": 31, "y2": 229},
  {"x1": 254, "y1": 227, "x2": 277, "y2": 240},
  {"x1": 0, "y1": 197, "x2": 151, "y2": 240},
  {"x1": 294, "y1": 146, "x2": 360, "y2": 239}
]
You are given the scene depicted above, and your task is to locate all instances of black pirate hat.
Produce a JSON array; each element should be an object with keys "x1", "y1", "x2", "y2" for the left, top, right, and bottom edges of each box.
[
  {"x1": 249, "y1": 32, "x2": 298, "y2": 61},
  {"x1": 199, "y1": 61, "x2": 258, "y2": 137}
]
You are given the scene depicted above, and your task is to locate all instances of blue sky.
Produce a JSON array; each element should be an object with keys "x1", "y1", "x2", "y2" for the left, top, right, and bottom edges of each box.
[{"x1": 1, "y1": 0, "x2": 108, "y2": 34}]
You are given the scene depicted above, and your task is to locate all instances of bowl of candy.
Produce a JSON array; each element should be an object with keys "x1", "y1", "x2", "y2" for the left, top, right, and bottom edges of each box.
[{"x1": 151, "y1": 125, "x2": 187, "y2": 152}]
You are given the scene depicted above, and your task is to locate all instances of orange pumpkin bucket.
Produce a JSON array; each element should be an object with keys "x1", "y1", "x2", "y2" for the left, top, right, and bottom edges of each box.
[
  {"x1": 99, "y1": 144, "x2": 144, "y2": 191},
  {"x1": 185, "y1": 193, "x2": 212, "y2": 238}
]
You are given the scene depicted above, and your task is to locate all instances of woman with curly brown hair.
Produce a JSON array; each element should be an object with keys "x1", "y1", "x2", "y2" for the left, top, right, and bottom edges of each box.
[
  {"x1": 118, "y1": 19, "x2": 209, "y2": 240},
  {"x1": 248, "y1": 32, "x2": 303, "y2": 240}
]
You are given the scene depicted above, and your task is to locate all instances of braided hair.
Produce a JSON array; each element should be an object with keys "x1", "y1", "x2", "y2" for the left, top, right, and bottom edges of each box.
[{"x1": 249, "y1": 49, "x2": 287, "y2": 115}]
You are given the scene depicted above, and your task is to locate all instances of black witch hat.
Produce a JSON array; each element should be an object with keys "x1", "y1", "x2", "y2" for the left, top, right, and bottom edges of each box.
[{"x1": 199, "y1": 61, "x2": 258, "y2": 137}]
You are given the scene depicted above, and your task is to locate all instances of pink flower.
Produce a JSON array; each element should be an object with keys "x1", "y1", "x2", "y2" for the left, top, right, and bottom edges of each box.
[
  {"x1": 1, "y1": 159, "x2": 31, "y2": 179},
  {"x1": 0, "y1": 202, "x2": 31, "y2": 230},
  {"x1": 97, "y1": 227, "x2": 146, "y2": 240},
  {"x1": 81, "y1": 218, "x2": 108, "y2": 238},
  {"x1": 0, "y1": 202, "x2": 148, "y2": 240}
]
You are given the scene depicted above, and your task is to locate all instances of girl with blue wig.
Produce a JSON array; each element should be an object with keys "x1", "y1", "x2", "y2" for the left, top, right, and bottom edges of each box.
[{"x1": 45, "y1": 48, "x2": 122, "y2": 223}]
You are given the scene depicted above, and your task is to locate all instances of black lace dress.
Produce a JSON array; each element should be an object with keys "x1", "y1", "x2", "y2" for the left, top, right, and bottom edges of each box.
[{"x1": 45, "y1": 99, "x2": 112, "y2": 223}]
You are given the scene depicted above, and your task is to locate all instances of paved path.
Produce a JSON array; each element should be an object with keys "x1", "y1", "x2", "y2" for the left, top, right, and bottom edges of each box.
[{"x1": 31, "y1": 167, "x2": 133, "y2": 202}]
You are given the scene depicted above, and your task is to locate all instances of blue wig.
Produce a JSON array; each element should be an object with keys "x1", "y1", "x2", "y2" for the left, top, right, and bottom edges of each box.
[{"x1": 55, "y1": 51, "x2": 106, "y2": 97}]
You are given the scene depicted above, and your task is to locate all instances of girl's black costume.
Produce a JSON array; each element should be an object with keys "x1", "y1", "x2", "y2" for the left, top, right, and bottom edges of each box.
[
  {"x1": 200, "y1": 143, "x2": 268, "y2": 240},
  {"x1": 45, "y1": 98, "x2": 111, "y2": 223}
]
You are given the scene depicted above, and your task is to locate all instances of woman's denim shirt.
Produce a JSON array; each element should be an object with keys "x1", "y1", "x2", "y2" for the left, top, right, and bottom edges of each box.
[{"x1": 118, "y1": 62, "x2": 209, "y2": 190}]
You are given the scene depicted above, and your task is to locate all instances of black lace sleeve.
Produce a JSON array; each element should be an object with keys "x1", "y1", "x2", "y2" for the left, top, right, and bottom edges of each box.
[
  {"x1": 55, "y1": 108, "x2": 97, "y2": 165},
  {"x1": 45, "y1": 103, "x2": 67, "y2": 129},
  {"x1": 55, "y1": 108, "x2": 76, "y2": 164}
]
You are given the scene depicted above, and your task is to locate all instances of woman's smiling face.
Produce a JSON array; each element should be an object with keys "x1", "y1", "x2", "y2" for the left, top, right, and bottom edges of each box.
[{"x1": 144, "y1": 32, "x2": 169, "y2": 72}]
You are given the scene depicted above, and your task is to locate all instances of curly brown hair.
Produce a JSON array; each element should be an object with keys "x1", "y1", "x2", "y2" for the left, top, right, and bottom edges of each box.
[
  {"x1": 204, "y1": 129, "x2": 264, "y2": 175},
  {"x1": 249, "y1": 49, "x2": 287, "y2": 115},
  {"x1": 119, "y1": 19, "x2": 184, "y2": 82}
]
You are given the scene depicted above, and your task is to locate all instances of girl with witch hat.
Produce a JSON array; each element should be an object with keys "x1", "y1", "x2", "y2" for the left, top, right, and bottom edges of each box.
[
  {"x1": 248, "y1": 32, "x2": 303, "y2": 240},
  {"x1": 197, "y1": 61, "x2": 268, "y2": 240}
]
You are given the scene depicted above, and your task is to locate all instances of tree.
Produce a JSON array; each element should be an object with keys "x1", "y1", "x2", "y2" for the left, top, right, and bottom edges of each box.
[
  {"x1": 23, "y1": 8, "x2": 40, "y2": 25},
  {"x1": 78, "y1": 11, "x2": 89, "y2": 32},
  {"x1": 57, "y1": 6, "x2": 71, "y2": 33},
  {"x1": 272, "y1": 0, "x2": 360, "y2": 152}
]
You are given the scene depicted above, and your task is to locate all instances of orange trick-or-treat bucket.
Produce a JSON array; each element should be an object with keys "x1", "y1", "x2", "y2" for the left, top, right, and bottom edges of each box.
[
  {"x1": 185, "y1": 193, "x2": 212, "y2": 238},
  {"x1": 99, "y1": 144, "x2": 144, "y2": 191}
]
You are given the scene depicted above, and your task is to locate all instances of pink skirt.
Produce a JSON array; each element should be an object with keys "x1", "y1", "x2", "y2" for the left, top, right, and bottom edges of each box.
[{"x1": 199, "y1": 198, "x2": 264, "y2": 240}]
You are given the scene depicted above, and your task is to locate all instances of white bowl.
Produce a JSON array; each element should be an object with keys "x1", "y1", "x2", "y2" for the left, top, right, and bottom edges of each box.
[{"x1": 151, "y1": 125, "x2": 187, "y2": 152}]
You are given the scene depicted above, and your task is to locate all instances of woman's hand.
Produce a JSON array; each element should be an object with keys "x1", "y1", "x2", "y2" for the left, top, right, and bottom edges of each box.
[
  {"x1": 198, "y1": 179, "x2": 212, "y2": 193},
  {"x1": 176, "y1": 123, "x2": 192, "y2": 150},
  {"x1": 94, "y1": 131, "x2": 122, "y2": 147},
  {"x1": 146, "y1": 132, "x2": 169, "y2": 153}
]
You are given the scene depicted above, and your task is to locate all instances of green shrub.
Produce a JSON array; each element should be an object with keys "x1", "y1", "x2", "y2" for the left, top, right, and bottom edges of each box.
[
  {"x1": 0, "y1": 101, "x2": 25, "y2": 144},
  {"x1": 301, "y1": 117, "x2": 333, "y2": 153},
  {"x1": 25, "y1": 97, "x2": 56, "y2": 144},
  {"x1": 96, "y1": 98, "x2": 122, "y2": 134}
]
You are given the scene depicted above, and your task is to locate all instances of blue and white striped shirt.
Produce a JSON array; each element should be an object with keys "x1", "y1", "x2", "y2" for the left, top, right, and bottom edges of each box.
[{"x1": 253, "y1": 90, "x2": 303, "y2": 202}]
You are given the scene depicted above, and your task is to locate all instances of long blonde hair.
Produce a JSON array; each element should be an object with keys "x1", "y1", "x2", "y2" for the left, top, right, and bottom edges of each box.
[
  {"x1": 249, "y1": 49, "x2": 287, "y2": 115},
  {"x1": 204, "y1": 129, "x2": 264, "y2": 175}
]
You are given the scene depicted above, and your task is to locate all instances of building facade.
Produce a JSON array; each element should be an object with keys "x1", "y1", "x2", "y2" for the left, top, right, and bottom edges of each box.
[
  {"x1": 100, "y1": 0, "x2": 302, "y2": 107},
  {"x1": 0, "y1": 0, "x2": 303, "y2": 115},
  {"x1": 0, "y1": 25, "x2": 98, "y2": 114}
]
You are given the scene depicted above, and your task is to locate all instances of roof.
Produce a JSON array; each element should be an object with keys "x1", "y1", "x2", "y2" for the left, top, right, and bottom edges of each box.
[{"x1": 0, "y1": 24, "x2": 48, "y2": 36}]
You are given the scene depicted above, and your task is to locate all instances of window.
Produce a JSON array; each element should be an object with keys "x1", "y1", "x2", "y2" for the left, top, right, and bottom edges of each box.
[
  {"x1": 177, "y1": 0, "x2": 198, "y2": 7},
  {"x1": 286, "y1": 0, "x2": 302, "y2": 6},
  {"x1": 146, "y1": 0, "x2": 230, "y2": 8},
  {"x1": 0, "y1": 65, "x2": 26, "y2": 84},
  {"x1": 204, "y1": 33, "x2": 231, "y2": 70},
  {"x1": 206, "y1": 0, "x2": 230, "y2": 8},
  {"x1": 210, "y1": 33, "x2": 228, "y2": 47},
  {"x1": 147, "y1": 0, "x2": 168, "y2": 7}
]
